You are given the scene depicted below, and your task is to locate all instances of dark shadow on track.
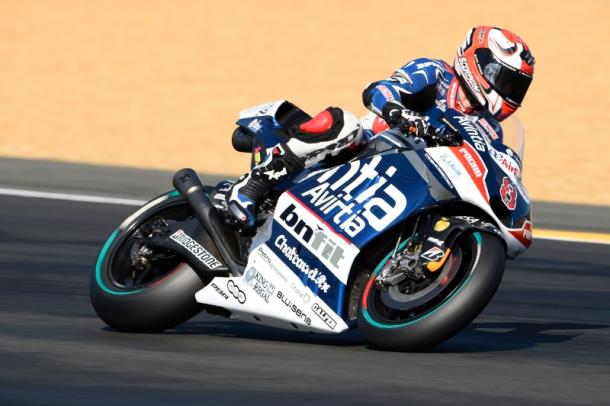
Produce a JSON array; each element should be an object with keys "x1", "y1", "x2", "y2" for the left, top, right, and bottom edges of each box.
[
  {"x1": 103, "y1": 318, "x2": 366, "y2": 347},
  {"x1": 103, "y1": 319, "x2": 609, "y2": 353},
  {"x1": 436, "y1": 321, "x2": 609, "y2": 353}
]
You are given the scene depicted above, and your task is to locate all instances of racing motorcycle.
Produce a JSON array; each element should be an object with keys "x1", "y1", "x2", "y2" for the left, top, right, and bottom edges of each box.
[{"x1": 90, "y1": 100, "x2": 532, "y2": 350}]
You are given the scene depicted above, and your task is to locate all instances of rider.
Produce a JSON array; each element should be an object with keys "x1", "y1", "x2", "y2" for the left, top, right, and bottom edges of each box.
[{"x1": 225, "y1": 26, "x2": 535, "y2": 228}]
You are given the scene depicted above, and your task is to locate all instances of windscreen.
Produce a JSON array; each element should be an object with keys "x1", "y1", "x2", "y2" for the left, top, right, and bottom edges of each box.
[{"x1": 500, "y1": 115, "x2": 525, "y2": 162}]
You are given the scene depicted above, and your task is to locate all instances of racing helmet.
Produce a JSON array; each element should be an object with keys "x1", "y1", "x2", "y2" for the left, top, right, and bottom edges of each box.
[{"x1": 454, "y1": 26, "x2": 535, "y2": 121}]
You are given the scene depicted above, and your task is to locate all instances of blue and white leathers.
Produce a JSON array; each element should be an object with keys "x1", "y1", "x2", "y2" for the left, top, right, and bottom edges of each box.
[
  {"x1": 361, "y1": 57, "x2": 503, "y2": 141},
  {"x1": 365, "y1": 58, "x2": 453, "y2": 115}
]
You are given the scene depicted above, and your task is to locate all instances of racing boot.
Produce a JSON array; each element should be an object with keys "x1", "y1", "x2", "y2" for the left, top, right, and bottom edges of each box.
[{"x1": 226, "y1": 145, "x2": 303, "y2": 228}]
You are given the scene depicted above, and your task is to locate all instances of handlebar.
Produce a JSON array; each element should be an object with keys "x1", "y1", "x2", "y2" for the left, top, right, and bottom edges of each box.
[{"x1": 394, "y1": 115, "x2": 461, "y2": 147}]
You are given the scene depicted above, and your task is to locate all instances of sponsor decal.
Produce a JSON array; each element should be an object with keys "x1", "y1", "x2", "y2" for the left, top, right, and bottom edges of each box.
[
  {"x1": 298, "y1": 156, "x2": 407, "y2": 237},
  {"x1": 274, "y1": 235, "x2": 331, "y2": 293},
  {"x1": 415, "y1": 60, "x2": 445, "y2": 71},
  {"x1": 489, "y1": 148, "x2": 520, "y2": 178},
  {"x1": 454, "y1": 116, "x2": 486, "y2": 152},
  {"x1": 263, "y1": 167, "x2": 287, "y2": 181},
  {"x1": 274, "y1": 193, "x2": 360, "y2": 285},
  {"x1": 170, "y1": 230, "x2": 223, "y2": 270},
  {"x1": 457, "y1": 146, "x2": 483, "y2": 178},
  {"x1": 437, "y1": 151, "x2": 463, "y2": 177},
  {"x1": 376, "y1": 85, "x2": 395, "y2": 101},
  {"x1": 427, "y1": 236, "x2": 445, "y2": 246},
  {"x1": 451, "y1": 142, "x2": 489, "y2": 201},
  {"x1": 454, "y1": 215, "x2": 480, "y2": 224},
  {"x1": 227, "y1": 280, "x2": 246, "y2": 304},
  {"x1": 424, "y1": 152, "x2": 454, "y2": 188},
  {"x1": 277, "y1": 290, "x2": 311, "y2": 325},
  {"x1": 247, "y1": 118, "x2": 262, "y2": 132},
  {"x1": 508, "y1": 220, "x2": 532, "y2": 247},
  {"x1": 211, "y1": 282, "x2": 229, "y2": 300},
  {"x1": 312, "y1": 303, "x2": 337, "y2": 330},
  {"x1": 290, "y1": 282, "x2": 311, "y2": 304},
  {"x1": 256, "y1": 246, "x2": 288, "y2": 283},
  {"x1": 477, "y1": 118, "x2": 499, "y2": 140},
  {"x1": 434, "y1": 218, "x2": 450, "y2": 232},
  {"x1": 456, "y1": 57, "x2": 482, "y2": 98},
  {"x1": 421, "y1": 246, "x2": 445, "y2": 262},
  {"x1": 500, "y1": 177, "x2": 518, "y2": 210},
  {"x1": 499, "y1": 157, "x2": 519, "y2": 177},
  {"x1": 244, "y1": 267, "x2": 275, "y2": 303},
  {"x1": 279, "y1": 203, "x2": 345, "y2": 269}
]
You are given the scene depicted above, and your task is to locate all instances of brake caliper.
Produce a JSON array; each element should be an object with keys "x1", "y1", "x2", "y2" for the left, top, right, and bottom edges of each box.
[{"x1": 375, "y1": 215, "x2": 501, "y2": 287}]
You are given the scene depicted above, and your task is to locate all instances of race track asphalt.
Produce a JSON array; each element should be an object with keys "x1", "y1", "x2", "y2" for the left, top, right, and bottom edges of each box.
[{"x1": 0, "y1": 193, "x2": 609, "y2": 406}]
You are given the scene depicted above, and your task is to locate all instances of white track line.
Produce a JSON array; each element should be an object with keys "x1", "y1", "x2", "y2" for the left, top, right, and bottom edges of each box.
[
  {"x1": 1, "y1": 186, "x2": 609, "y2": 245},
  {"x1": 0, "y1": 187, "x2": 145, "y2": 206}
]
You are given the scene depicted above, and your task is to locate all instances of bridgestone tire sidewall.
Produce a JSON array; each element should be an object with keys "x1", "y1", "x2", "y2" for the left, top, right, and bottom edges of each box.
[
  {"x1": 357, "y1": 232, "x2": 505, "y2": 351},
  {"x1": 89, "y1": 193, "x2": 206, "y2": 333}
]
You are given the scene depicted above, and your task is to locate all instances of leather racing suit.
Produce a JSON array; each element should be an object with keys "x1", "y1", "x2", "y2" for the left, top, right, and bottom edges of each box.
[{"x1": 224, "y1": 57, "x2": 502, "y2": 228}]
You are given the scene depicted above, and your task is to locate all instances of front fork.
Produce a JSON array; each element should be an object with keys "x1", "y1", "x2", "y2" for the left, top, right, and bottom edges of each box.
[{"x1": 375, "y1": 214, "x2": 502, "y2": 288}]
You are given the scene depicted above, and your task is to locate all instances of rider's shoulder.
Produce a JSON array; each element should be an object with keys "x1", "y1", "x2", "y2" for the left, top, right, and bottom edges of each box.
[{"x1": 394, "y1": 58, "x2": 452, "y2": 86}]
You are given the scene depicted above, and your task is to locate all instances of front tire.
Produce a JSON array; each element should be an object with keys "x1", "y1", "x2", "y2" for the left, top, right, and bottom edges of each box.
[
  {"x1": 90, "y1": 191, "x2": 207, "y2": 333},
  {"x1": 357, "y1": 231, "x2": 505, "y2": 351}
]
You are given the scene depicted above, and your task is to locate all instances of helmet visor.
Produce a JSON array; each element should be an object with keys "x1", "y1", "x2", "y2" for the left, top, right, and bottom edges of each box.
[{"x1": 475, "y1": 49, "x2": 532, "y2": 106}]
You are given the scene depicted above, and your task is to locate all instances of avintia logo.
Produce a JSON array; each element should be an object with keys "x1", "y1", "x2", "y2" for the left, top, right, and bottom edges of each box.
[{"x1": 299, "y1": 156, "x2": 406, "y2": 237}]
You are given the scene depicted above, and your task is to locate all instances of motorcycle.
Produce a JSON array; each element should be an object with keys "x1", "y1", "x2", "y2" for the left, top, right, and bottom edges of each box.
[{"x1": 90, "y1": 100, "x2": 532, "y2": 350}]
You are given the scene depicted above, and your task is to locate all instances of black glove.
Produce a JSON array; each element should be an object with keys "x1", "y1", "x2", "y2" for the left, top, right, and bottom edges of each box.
[
  {"x1": 381, "y1": 101, "x2": 429, "y2": 137},
  {"x1": 381, "y1": 101, "x2": 407, "y2": 126}
]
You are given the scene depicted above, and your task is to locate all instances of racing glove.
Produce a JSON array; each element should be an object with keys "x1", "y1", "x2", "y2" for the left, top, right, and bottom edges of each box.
[{"x1": 381, "y1": 101, "x2": 429, "y2": 137}]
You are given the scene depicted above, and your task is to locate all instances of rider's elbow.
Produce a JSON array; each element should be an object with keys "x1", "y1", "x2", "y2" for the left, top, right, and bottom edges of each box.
[{"x1": 362, "y1": 82, "x2": 379, "y2": 109}]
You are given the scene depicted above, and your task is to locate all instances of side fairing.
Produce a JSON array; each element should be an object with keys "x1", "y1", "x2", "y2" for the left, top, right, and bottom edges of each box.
[
  {"x1": 266, "y1": 150, "x2": 456, "y2": 314},
  {"x1": 195, "y1": 148, "x2": 457, "y2": 332}
]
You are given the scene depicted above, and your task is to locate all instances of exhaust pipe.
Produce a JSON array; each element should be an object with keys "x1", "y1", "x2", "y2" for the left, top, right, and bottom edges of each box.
[{"x1": 172, "y1": 168, "x2": 244, "y2": 276}]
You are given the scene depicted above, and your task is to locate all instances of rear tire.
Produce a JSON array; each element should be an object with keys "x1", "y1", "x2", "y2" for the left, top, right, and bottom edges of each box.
[
  {"x1": 357, "y1": 232, "x2": 505, "y2": 351},
  {"x1": 90, "y1": 191, "x2": 206, "y2": 332}
]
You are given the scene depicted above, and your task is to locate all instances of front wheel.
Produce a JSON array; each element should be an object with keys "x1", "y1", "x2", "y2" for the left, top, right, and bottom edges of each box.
[
  {"x1": 357, "y1": 231, "x2": 505, "y2": 351},
  {"x1": 90, "y1": 191, "x2": 207, "y2": 333}
]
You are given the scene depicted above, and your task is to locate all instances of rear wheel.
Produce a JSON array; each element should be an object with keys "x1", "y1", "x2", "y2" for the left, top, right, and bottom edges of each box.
[
  {"x1": 357, "y1": 231, "x2": 505, "y2": 351},
  {"x1": 90, "y1": 191, "x2": 207, "y2": 332}
]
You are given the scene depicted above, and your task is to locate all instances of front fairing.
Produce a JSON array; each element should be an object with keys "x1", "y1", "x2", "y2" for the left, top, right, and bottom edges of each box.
[{"x1": 424, "y1": 109, "x2": 532, "y2": 255}]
